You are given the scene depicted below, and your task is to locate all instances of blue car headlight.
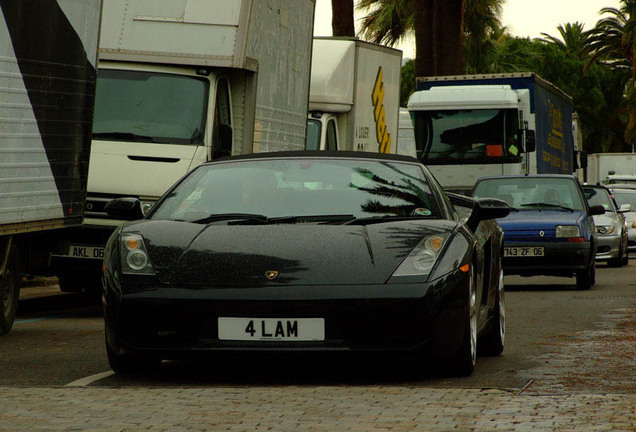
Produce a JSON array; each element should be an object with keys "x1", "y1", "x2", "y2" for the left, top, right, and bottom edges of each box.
[
  {"x1": 556, "y1": 225, "x2": 581, "y2": 238},
  {"x1": 120, "y1": 234, "x2": 155, "y2": 275}
]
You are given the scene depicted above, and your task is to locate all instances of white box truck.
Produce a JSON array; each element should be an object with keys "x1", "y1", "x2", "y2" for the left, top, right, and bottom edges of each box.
[
  {"x1": 305, "y1": 37, "x2": 402, "y2": 154},
  {"x1": 0, "y1": 0, "x2": 102, "y2": 334},
  {"x1": 51, "y1": 0, "x2": 316, "y2": 293},
  {"x1": 586, "y1": 153, "x2": 636, "y2": 185}
]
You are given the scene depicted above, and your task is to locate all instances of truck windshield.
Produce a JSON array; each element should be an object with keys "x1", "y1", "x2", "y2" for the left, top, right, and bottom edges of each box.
[
  {"x1": 413, "y1": 109, "x2": 519, "y2": 164},
  {"x1": 92, "y1": 69, "x2": 209, "y2": 145}
]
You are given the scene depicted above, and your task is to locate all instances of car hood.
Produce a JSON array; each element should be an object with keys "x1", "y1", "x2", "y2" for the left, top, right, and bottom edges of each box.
[
  {"x1": 593, "y1": 213, "x2": 619, "y2": 226},
  {"x1": 497, "y1": 210, "x2": 584, "y2": 232},
  {"x1": 122, "y1": 219, "x2": 459, "y2": 286}
]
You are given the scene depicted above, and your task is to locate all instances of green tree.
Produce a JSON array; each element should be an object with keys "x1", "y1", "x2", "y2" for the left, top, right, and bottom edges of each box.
[{"x1": 587, "y1": 1, "x2": 636, "y2": 147}]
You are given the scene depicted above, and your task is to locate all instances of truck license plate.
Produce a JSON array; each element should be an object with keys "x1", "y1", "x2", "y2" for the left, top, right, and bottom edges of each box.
[
  {"x1": 68, "y1": 245, "x2": 105, "y2": 259},
  {"x1": 218, "y1": 317, "x2": 325, "y2": 341},
  {"x1": 504, "y1": 247, "x2": 544, "y2": 257}
]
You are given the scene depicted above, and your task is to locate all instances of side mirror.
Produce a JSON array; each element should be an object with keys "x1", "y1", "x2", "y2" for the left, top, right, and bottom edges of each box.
[
  {"x1": 619, "y1": 204, "x2": 632, "y2": 213},
  {"x1": 589, "y1": 205, "x2": 606, "y2": 216},
  {"x1": 524, "y1": 129, "x2": 536, "y2": 153},
  {"x1": 104, "y1": 198, "x2": 145, "y2": 220},
  {"x1": 448, "y1": 193, "x2": 510, "y2": 232}
]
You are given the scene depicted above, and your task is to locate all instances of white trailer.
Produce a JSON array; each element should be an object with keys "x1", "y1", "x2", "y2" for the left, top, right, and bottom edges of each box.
[
  {"x1": 0, "y1": 0, "x2": 102, "y2": 334},
  {"x1": 306, "y1": 37, "x2": 402, "y2": 154},
  {"x1": 51, "y1": 0, "x2": 316, "y2": 293},
  {"x1": 586, "y1": 153, "x2": 636, "y2": 185}
]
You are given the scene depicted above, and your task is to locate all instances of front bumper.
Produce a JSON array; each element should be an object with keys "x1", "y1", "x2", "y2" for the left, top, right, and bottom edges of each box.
[
  {"x1": 595, "y1": 235, "x2": 622, "y2": 260},
  {"x1": 104, "y1": 270, "x2": 471, "y2": 360},
  {"x1": 503, "y1": 241, "x2": 592, "y2": 277}
]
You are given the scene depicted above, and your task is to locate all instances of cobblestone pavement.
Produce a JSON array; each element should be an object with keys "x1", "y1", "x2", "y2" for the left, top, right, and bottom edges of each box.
[
  {"x1": 0, "y1": 386, "x2": 634, "y2": 432},
  {"x1": 3, "y1": 290, "x2": 634, "y2": 431}
]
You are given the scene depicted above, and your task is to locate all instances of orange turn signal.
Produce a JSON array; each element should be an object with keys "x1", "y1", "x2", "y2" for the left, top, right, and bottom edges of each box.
[{"x1": 460, "y1": 263, "x2": 470, "y2": 273}]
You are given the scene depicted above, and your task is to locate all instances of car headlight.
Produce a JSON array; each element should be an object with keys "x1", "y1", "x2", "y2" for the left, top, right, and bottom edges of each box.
[
  {"x1": 120, "y1": 234, "x2": 155, "y2": 275},
  {"x1": 392, "y1": 233, "x2": 450, "y2": 278},
  {"x1": 556, "y1": 225, "x2": 580, "y2": 238},
  {"x1": 596, "y1": 225, "x2": 616, "y2": 235}
]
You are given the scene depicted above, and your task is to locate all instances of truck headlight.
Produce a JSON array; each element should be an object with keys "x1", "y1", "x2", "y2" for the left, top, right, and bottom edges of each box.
[
  {"x1": 556, "y1": 225, "x2": 580, "y2": 238},
  {"x1": 120, "y1": 234, "x2": 155, "y2": 275}
]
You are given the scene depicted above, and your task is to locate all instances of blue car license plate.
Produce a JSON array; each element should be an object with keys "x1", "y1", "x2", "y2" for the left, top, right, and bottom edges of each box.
[{"x1": 504, "y1": 247, "x2": 545, "y2": 257}]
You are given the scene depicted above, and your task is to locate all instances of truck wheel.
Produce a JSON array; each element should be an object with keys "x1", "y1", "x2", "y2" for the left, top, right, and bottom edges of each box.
[
  {"x1": 0, "y1": 246, "x2": 21, "y2": 336},
  {"x1": 58, "y1": 274, "x2": 83, "y2": 293}
]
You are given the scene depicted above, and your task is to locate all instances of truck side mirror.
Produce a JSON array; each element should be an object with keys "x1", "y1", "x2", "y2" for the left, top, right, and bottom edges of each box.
[{"x1": 524, "y1": 130, "x2": 536, "y2": 153}]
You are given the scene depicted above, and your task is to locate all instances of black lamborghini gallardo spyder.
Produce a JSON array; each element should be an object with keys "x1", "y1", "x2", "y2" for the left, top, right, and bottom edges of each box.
[{"x1": 102, "y1": 151, "x2": 509, "y2": 376}]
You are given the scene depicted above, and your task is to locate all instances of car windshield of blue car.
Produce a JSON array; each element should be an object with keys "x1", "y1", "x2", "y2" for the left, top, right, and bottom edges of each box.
[
  {"x1": 472, "y1": 177, "x2": 585, "y2": 211},
  {"x1": 584, "y1": 188, "x2": 615, "y2": 212},
  {"x1": 149, "y1": 159, "x2": 441, "y2": 223}
]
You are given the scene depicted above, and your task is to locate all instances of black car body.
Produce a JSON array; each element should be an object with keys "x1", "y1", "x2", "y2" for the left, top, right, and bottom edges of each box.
[{"x1": 102, "y1": 152, "x2": 509, "y2": 376}]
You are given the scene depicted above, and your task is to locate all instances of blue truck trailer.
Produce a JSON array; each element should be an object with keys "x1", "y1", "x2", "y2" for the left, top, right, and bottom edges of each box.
[{"x1": 407, "y1": 73, "x2": 582, "y2": 193}]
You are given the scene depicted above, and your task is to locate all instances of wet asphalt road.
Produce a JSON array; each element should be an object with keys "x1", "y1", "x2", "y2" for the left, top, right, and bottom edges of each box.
[{"x1": 1, "y1": 259, "x2": 634, "y2": 393}]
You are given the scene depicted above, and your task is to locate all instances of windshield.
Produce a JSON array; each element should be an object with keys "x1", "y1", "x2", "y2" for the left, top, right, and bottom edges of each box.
[
  {"x1": 305, "y1": 119, "x2": 322, "y2": 150},
  {"x1": 584, "y1": 188, "x2": 615, "y2": 212},
  {"x1": 413, "y1": 108, "x2": 520, "y2": 164},
  {"x1": 150, "y1": 159, "x2": 440, "y2": 222},
  {"x1": 93, "y1": 69, "x2": 209, "y2": 145},
  {"x1": 472, "y1": 177, "x2": 585, "y2": 211}
]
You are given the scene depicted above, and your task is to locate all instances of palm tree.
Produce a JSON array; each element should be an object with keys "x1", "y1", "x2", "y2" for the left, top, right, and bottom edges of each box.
[
  {"x1": 540, "y1": 22, "x2": 593, "y2": 60},
  {"x1": 331, "y1": 0, "x2": 355, "y2": 37},
  {"x1": 587, "y1": 1, "x2": 636, "y2": 146},
  {"x1": 358, "y1": 0, "x2": 504, "y2": 76}
]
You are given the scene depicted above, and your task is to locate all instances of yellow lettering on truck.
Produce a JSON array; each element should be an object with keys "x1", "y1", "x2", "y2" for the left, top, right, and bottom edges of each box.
[{"x1": 372, "y1": 67, "x2": 391, "y2": 153}]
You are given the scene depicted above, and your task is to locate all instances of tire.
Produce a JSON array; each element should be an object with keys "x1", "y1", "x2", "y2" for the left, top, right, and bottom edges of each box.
[
  {"x1": 0, "y1": 246, "x2": 21, "y2": 336},
  {"x1": 622, "y1": 239, "x2": 630, "y2": 266},
  {"x1": 448, "y1": 266, "x2": 477, "y2": 376},
  {"x1": 58, "y1": 274, "x2": 83, "y2": 293},
  {"x1": 106, "y1": 336, "x2": 161, "y2": 374},
  {"x1": 576, "y1": 260, "x2": 594, "y2": 290},
  {"x1": 609, "y1": 240, "x2": 624, "y2": 268},
  {"x1": 478, "y1": 269, "x2": 505, "y2": 357}
]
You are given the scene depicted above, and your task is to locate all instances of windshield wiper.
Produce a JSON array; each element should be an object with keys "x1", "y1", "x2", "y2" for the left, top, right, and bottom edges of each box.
[
  {"x1": 228, "y1": 214, "x2": 357, "y2": 225},
  {"x1": 93, "y1": 131, "x2": 157, "y2": 142},
  {"x1": 191, "y1": 213, "x2": 269, "y2": 224},
  {"x1": 343, "y1": 215, "x2": 434, "y2": 226},
  {"x1": 520, "y1": 203, "x2": 575, "y2": 212}
]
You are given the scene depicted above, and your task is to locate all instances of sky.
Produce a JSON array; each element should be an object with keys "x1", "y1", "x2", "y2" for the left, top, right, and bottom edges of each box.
[{"x1": 313, "y1": 0, "x2": 622, "y2": 59}]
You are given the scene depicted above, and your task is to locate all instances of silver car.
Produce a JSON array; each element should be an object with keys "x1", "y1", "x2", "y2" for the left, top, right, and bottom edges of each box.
[
  {"x1": 583, "y1": 185, "x2": 630, "y2": 267},
  {"x1": 610, "y1": 188, "x2": 636, "y2": 253}
]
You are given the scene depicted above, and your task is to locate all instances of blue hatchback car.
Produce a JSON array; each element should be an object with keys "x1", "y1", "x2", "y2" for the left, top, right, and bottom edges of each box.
[{"x1": 471, "y1": 175, "x2": 605, "y2": 290}]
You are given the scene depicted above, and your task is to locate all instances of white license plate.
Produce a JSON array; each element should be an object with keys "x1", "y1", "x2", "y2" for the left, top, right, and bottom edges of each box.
[
  {"x1": 67, "y1": 245, "x2": 105, "y2": 259},
  {"x1": 218, "y1": 317, "x2": 325, "y2": 341},
  {"x1": 504, "y1": 247, "x2": 545, "y2": 257}
]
